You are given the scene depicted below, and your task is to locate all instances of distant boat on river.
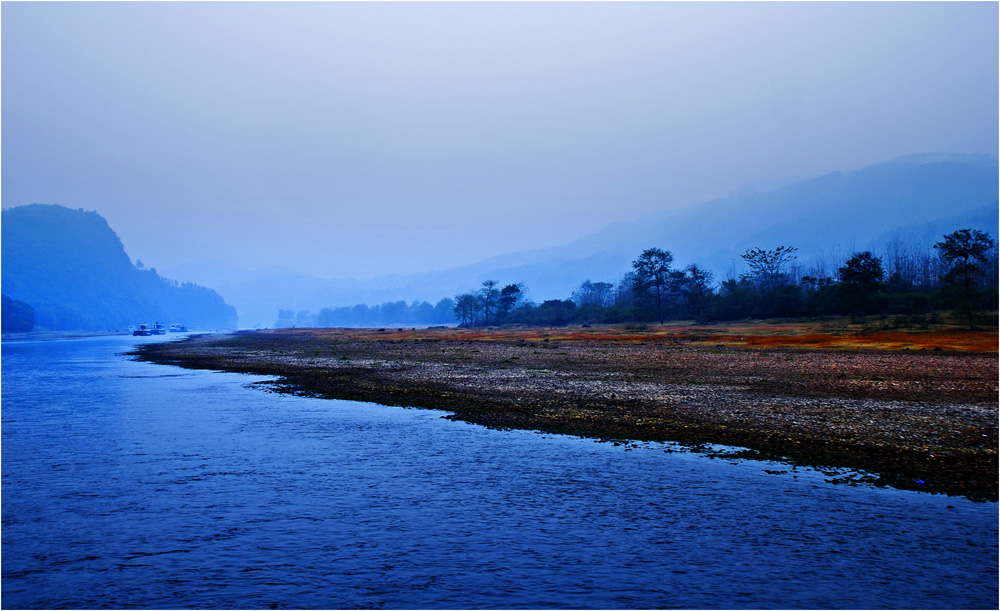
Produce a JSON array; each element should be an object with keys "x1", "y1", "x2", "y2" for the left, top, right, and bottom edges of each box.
[{"x1": 133, "y1": 322, "x2": 182, "y2": 335}]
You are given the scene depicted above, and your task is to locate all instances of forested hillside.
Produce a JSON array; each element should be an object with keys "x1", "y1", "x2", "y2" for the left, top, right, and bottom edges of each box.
[{"x1": 2, "y1": 204, "x2": 237, "y2": 332}]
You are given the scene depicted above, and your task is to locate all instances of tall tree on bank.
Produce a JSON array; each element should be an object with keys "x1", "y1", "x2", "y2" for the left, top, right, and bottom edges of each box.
[
  {"x1": 479, "y1": 280, "x2": 500, "y2": 325},
  {"x1": 682, "y1": 264, "x2": 715, "y2": 321},
  {"x1": 453, "y1": 293, "x2": 480, "y2": 326},
  {"x1": 934, "y1": 229, "x2": 996, "y2": 329},
  {"x1": 631, "y1": 248, "x2": 674, "y2": 324},
  {"x1": 497, "y1": 283, "x2": 523, "y2": 317},
  {"x1": 838, "y1": 251, "x2": 885, "y2": 316},
  {"x1": 740, "y1": 246, "x2": 798, "y2": 292}
]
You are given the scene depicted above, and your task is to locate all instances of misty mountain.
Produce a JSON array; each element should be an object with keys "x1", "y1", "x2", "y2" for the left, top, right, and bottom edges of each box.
[
  {"x1": 2, "y1": 204, "x2": 238, "y2": 332},
  {"x1": 528, "y1": 152, "x2": 1000, "y2": 280},
  {"x1": 165, "y1": 153, "x2": 998, "y2": 328},
  {"x1": 2, "y1": 294, "x2": 35, "y2": 333}
]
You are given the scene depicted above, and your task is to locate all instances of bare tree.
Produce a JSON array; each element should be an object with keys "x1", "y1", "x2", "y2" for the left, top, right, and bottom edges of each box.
[
  {"x1": 614, "y1": 272, "x2": 637, "y2": 307},
  {"x1": 573, "y1": 280, "x2": 615, "y2": 307},
  {"x1": 479, "y1": 280, "x2": 499, "y2": 325},
  {"x1": 677, "y1": 264, "x2": 712, "y2": 320},
  {"x1": 453, "y1": 293, "x2": 479, "y2": 326},
  {"x1": 740, "y1": 246, "x2": 798, "y2": 292}
]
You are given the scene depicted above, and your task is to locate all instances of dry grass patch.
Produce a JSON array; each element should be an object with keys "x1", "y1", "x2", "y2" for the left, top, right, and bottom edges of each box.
[{"x1": 295, "y1": 318, "x2": 998, "y2": 353}]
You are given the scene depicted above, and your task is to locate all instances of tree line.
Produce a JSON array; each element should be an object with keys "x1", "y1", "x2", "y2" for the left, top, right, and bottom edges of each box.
[
  {"x1": 451, "y1": 228, "x2": 998, "y2": 329},
  {"x1": 276, "y1": 298, "x2": 456, "y2": 328},
  {"x1": 276, "y1": 228, "x2": 996, "y2": 330}
]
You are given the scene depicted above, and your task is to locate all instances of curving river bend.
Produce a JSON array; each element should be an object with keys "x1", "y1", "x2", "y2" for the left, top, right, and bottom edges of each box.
[{"x1": 2, "y1": 334, "x2": 997, "y2": 609}]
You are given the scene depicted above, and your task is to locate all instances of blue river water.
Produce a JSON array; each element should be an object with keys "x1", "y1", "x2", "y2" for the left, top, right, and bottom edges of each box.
[{"x1": 2, "y1": 334, "x2": 997, "y2": 609}]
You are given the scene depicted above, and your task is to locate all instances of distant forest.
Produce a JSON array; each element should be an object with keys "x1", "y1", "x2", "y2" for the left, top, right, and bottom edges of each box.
[
  {"x1": 277, "y1": 298, "x2": 456, "y2": 329},
  {"x1": 277, "y1": 228, "x2": 998, "y2": 330}
]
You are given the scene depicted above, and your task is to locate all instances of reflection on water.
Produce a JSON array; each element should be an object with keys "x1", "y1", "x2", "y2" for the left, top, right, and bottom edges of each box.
[{"x1": 2, "y1": 335, "x2": 997, "y2": 609}]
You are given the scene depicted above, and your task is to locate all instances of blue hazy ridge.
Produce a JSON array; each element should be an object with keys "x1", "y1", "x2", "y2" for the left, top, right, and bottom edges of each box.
[{"x1": 1, "y1": 204, "x2": 238, "y2": 332}]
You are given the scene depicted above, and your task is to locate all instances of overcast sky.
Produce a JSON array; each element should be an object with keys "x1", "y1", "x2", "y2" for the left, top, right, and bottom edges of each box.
[{"x1": 3, "y1": 1, "x2": 997, "y2": 280}]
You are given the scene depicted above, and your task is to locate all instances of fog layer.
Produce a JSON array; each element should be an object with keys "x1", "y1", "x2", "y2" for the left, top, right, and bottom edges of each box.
[{"x1": 3, "y1": 2, "x2": 997, "y2": 279}]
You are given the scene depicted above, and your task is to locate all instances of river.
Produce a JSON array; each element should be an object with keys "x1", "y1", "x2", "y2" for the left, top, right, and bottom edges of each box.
[{"x1": 2, "y1": 334, "x2": 996, "y2": 609}]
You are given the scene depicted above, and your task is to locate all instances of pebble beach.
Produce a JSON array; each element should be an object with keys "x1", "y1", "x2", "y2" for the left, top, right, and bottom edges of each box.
[{"x1": 134, "y1": 325, "x2": 998, "y2": 501}]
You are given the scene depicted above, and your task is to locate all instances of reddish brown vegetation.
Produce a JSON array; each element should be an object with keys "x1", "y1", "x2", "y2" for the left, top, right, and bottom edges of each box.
[{"x1": 341, "y1": 320, "x2": 998, "y2": 352}]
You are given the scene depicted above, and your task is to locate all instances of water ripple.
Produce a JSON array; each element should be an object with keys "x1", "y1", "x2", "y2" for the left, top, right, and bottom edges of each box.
[{"x1": 2, "y1": 336, "x2": 997, "y2": 609}]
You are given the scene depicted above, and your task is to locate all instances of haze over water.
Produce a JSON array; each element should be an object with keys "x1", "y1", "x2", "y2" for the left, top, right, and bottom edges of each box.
[{"x1": 2, "y1": 336, "x2": 997, "y2": 609}]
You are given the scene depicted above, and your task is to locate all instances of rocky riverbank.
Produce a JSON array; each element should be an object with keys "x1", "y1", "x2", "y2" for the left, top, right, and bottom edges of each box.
[{"x1": 132, "y1": 325, "x2": 998, "y2": 501}]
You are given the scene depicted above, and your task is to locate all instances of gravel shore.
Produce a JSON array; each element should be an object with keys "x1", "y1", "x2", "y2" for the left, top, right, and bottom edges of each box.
[{"x1": 133, "y1": 326, "x2": 998, "y2": 501}]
